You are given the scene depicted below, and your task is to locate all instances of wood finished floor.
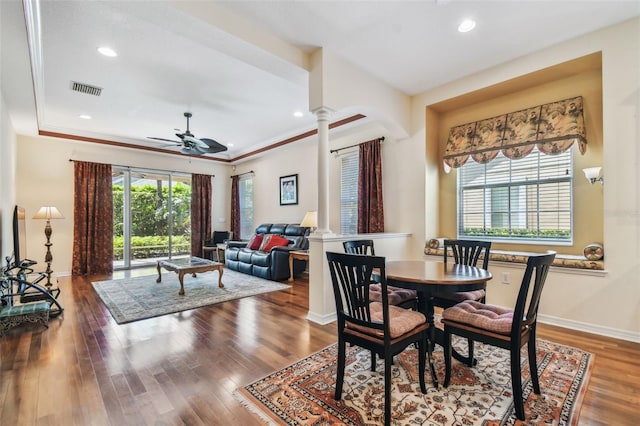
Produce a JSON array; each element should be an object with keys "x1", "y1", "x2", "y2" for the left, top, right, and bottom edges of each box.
[{"x1": 1, "y1": 268, "x2": 638, "y2": 425}]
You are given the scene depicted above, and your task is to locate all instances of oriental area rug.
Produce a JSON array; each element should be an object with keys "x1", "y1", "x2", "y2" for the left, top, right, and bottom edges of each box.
[
  {"x1": 92, "y1": 269, "x2": 290, "y2": 324},
  {"x1": 235, "y1": 337, "x2": 592, "y2": 425}
]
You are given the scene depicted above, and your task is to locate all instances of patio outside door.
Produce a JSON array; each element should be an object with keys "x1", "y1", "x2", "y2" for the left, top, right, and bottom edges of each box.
[{"x1": 113, "y1": 168, "x2": 191, "y2": 269}]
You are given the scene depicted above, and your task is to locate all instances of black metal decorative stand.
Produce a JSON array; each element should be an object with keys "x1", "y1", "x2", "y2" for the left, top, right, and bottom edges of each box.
[{"x1": 43, "y1": 219, "x2": 54, "y2": 289}]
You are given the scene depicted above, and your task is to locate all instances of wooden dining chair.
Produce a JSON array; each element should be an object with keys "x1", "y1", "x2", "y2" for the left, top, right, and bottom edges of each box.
[
  {"x1": 342, "y1": 239, "x2": 376, "y2": 255},
  {"x1": 432, "y1": 239, "x2": 491, "y2": 365},
  {"x1": 326, "y1": 251, "x2": 429, "y2": 425},
  {"x1": 442, "y1": 251, "x2": 556, "y2": 421},
  {"x1": 343, "y1": 240, "x2": 418, "y2": 310}
]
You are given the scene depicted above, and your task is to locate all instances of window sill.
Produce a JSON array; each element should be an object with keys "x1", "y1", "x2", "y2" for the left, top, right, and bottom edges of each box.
[{"x1": 423, "y1": 247, "x2": 604, "y2": 272}]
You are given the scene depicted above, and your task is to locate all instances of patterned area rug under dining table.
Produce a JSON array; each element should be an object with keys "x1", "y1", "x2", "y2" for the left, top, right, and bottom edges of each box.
[{"x1": 235, "y1": 337, "x2": 592, "y2": 425}]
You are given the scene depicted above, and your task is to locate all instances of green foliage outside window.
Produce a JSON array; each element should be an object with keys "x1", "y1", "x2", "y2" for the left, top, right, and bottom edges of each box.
[
  {"x1": 112, "y1": 235, "x2": 190, "y2": 261},
  {"x1": 463, "y1": 227, "x2": 570, "y2": 239},
  {"x1": 113, "y1": 181, "x2": 192, "y2": 261},
  {"x1": 113, "y1": 182, "x2": 191, "y2": 237}
]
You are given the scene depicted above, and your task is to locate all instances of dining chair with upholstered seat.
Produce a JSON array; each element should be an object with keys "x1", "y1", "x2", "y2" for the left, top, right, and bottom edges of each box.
[
  {"x1": 326, "y1": 251, "x2": 429, "y2": 425},
  {"x1": 343, "y1": 240, "x2": 418, "y2": 310},
  {"x1": 432, "y1": 239, "x2": 491, "y2": 366},
  {"x1": 441, "y1": 251, "x2": 556, "y2": 421}
]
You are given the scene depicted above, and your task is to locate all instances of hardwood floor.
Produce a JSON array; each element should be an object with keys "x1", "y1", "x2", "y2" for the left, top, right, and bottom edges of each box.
[{"x1": 1, "y1": 269, "x2": 638, "y2": 425}]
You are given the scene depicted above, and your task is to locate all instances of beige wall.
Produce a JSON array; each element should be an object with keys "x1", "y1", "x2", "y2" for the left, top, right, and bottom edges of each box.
[
  {"x1": 432, "y1": 61, "x2": 604, "y2": 255},
  {"x1": 231, "y1": 139, "x2": 318, "y2": 230},
  {"x1": 414, "y1": 18, "x2": 639, "y2": 340},
  {"x1": 1, "y1": 92, "x2": 17, "y2": 260},
  {"x1": 15, "y1": 135, "x2": 232, "y2": 274},
  {"x1": 232, "y1": 120, "x2": 425, "y2": 256}
]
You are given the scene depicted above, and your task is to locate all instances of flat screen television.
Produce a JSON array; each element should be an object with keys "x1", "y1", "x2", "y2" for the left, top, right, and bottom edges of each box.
[{"x1": 12, "y1": 205, "x2": 29, "y2": 267}]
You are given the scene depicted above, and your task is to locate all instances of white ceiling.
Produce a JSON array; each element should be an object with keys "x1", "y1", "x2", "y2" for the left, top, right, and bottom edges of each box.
[{"x1": 2, "y1": 0, "x2": 639, "y2": 161}]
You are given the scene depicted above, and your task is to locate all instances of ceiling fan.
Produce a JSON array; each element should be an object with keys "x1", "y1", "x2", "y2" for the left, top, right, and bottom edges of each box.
[{"x1": 148, "y1": 112, "x2": 228, "y2": 155}]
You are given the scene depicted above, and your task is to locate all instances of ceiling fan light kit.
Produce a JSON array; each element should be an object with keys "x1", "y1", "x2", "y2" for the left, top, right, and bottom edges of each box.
[{"x1": 148, "y1": 112, "x2": 227, "y2": 155}]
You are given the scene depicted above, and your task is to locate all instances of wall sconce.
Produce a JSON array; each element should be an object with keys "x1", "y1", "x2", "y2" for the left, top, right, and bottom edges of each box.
[{"x1": 583, "y1": 167, "x2": 604, "y2": 185}]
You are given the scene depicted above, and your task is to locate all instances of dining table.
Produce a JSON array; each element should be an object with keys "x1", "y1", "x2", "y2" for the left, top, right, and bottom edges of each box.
[{"x1": 385, "y1": 260, "x2": 493, "y2": 387}]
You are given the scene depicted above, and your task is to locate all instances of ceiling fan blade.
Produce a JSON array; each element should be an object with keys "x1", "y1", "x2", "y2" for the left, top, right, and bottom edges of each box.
[
  {"x1": 148, "y1": 137, "x2": 181, "y2": 144},
  {"x1": 200, "y1": 138, "x2": 228, "y2": 152},
  {"x1": 194, "y1": 145, "x2": 227, "y2": 154}
]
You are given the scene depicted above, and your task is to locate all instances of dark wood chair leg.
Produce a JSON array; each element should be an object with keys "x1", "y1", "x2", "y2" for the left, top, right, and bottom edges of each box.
[
  {"x1": 335, "y1": 339, "x2": 346, "y2": 399},
  {"x1": 443, "y1": 329, "x2": 453, "y2": 387},
  {"x1": 511, "y1": 345, "x2": 525, "y2": 420},
  {"x1": 528, "y1": 327, "x2": 541, "y2": 394},
  {"x1": 466, "y1": 339, "x2": 476, "y2": 367},
  {"x1": 418, "y1": 338, "x2": 427, "y2": 394},
  {"x1": 384, "y1": 352, "x2": 392, "y2": 425},
  {"x1": 371, "y1": 350, "x2": 376, "y2": 371}
]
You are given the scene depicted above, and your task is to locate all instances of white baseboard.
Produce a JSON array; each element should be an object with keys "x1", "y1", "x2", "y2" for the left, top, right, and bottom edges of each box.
[
  {"x1": 307, "y1": 311, "x2": 337, "y2": 325},
  {"x1": 539, "y1": 313, "x2": 640, "y2": 343}
]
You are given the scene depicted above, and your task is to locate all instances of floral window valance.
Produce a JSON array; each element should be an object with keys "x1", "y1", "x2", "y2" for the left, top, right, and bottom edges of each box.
[{"x1": 443, "y1": 96, "x2": 587, "y2": 168}]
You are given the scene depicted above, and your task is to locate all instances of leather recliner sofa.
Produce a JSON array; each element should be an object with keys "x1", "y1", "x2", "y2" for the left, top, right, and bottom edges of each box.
[{"x1": 225, "y1": 223, "x2": 309, "y2": 281}]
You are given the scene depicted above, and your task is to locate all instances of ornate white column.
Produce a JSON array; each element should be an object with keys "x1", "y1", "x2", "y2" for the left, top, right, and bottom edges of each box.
[
  {"x1": 314, "y1": 107, "x2": 332, "y2": 234},
  {"x1": 306, "y1": 106, "x2": 339, "y2": 325}
]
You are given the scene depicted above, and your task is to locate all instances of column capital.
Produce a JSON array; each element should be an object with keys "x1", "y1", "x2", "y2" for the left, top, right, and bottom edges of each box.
[{"x1": 311, "y1": 107, "x2": 333, "y2": 120}]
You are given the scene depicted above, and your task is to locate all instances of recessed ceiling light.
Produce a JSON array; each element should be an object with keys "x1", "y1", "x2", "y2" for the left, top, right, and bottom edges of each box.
[
  {"x1": 97, "y1": 46, "x2": 117, "y2": 57},
  {"x1": 227, "y1": 143, "x2": 234, "y2": 147},
  {"x1": 458, "y1": 19, "x2": 476, "y2": 33},
  {"x1": 293, "y1": 111, "x2": 304, "y2": 118},
  {"x1": 79, "y1": 114, "x2": 92, "y2": 120}
]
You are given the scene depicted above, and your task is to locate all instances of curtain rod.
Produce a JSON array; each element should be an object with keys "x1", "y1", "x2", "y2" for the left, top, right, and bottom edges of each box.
[
  {"x1": 231, "y1": 170, "x2": 255, "y2": 178},
  {"x1": 68, "y1": 159, "x2": 214, "y2": 177},
  {"x1": 329, "y1": 136, "x2": 384, "y2": 154}
]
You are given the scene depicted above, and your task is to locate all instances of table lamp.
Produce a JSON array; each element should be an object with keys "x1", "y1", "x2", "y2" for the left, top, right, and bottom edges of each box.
[
  {"x1": 300, "y1": 211, "x2": 317, "y2": 233},
  {"x1": 33, "y1": 206, "x2": 64, "y2": 288}
]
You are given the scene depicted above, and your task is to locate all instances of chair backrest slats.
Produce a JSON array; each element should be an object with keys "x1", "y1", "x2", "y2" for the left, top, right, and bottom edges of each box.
[
  {"x1": 326, "y1": 251, "x2": 388, "y2": 333},
  {"x1": 343, "y1": 240, "x2": 376, "y2": 256},
  {"x1": 444, "y1": 239, "x2": 491, "y2": 269},
  {"x1": 511, "y1": 251, "x2": 556, "y2": 338}
]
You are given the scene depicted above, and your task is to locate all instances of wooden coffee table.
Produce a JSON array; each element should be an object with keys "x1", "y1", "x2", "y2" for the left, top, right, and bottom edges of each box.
[{"x1": 156, "y1": 256, "x2": 224, "y2": 295}]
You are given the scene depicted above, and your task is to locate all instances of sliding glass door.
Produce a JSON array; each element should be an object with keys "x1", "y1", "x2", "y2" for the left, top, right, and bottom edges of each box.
[{"x1": 113, "y1": 168, "x2": 191, "y2": 269}]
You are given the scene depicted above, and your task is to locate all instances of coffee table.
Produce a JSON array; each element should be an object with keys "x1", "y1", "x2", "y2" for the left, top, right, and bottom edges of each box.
[{"x1": 156, "y1": 256, "x2": 224, "y2": 295}]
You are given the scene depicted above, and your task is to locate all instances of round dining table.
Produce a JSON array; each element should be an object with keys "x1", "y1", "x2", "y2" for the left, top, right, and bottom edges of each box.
[{"x1": 385, "y1": 260, "x2": 493, "y2": 387}]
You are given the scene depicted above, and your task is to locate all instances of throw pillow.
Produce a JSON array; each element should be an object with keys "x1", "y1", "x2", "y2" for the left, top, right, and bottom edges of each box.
[
  {"x1": 262, "y1": 235, "x2": 291, "y2": 252},
  {"x1": 258, "y1": 234, "x2": 274, "y2": 251},
  {"x1": 247, "y1": 234, "x2": 264, "y2": 250}
]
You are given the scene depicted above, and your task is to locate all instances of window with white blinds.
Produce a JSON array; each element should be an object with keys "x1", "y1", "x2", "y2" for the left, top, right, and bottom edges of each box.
[
  {"x1": 458, "y1": 146, "x2": 573, "y2": 243},
  {"x1": 239, "y1": 176, "x2": 254, "y2": 240},
  {"x1": 340, "y1": 152, "x2": 359, "y2": 235}
]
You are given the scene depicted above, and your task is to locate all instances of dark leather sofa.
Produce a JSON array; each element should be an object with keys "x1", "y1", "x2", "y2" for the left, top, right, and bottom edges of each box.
[{"x1": 225, "y1": 223, "x2": 309, "y2": 281}]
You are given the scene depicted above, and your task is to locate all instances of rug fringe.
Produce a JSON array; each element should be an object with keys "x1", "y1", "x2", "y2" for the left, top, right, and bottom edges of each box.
[{"x1": 233, "y1": 389, "x2": 281, "y2": 426}]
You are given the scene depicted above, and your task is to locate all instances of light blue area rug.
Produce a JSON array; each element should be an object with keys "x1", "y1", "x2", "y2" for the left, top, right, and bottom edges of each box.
[{"x1": 92, "y1": 268, "x2": 290, "y2": 324}]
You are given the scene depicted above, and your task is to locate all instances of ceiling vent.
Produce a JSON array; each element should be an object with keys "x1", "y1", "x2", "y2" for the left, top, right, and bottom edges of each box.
[{"x1": 70, "y1": 81, "x2": 103, "y2": 96}]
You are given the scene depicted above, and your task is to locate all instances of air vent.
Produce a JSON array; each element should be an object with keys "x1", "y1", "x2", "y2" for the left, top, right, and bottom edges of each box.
[{"x1": 70, "y1": 81, "x2": 103, "y2": 96}]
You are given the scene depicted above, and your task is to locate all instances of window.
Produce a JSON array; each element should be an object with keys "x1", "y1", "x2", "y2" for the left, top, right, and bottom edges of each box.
[
  {"x1": 112, "y1": 168, "x2": 191, "y2": 269},
  {"x1": 458, "y1": 146, "x2": 572, "y2": 243},
  {"x1": 340, "y1": 152, "x2": 359, "y2": 234},
  {"x1": 239, "y1": 175, "x2": 254, "y2": 239}
]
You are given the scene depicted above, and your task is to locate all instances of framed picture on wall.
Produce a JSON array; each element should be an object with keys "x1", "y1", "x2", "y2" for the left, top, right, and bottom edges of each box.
[{"x1": 279, "y1": 174, "x2": 298, "y2": 205}]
